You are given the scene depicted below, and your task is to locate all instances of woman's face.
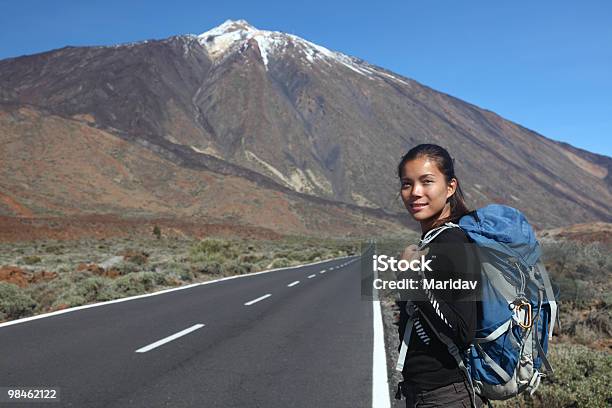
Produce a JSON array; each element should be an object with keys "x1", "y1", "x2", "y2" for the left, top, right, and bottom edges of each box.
[{"x1": 399, "y1": 156, "x2": 457, "y2": 230}]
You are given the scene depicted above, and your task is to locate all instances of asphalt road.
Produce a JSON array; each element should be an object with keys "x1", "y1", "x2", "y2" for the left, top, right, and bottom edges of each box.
[{"x1": 1, "y1": 254, "x2": 384, "y2": 407}]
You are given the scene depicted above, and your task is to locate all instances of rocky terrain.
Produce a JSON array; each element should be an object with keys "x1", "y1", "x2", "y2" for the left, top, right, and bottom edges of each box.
[{"x1": 0, "y1": 106, "x2": 410, "y2": 238}]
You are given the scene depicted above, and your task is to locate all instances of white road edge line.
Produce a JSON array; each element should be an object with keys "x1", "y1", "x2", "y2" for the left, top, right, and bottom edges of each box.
[
  {"x1": 287, "y1": 281, "x2": 300, "y2": 287},
  {"x1": 372, "y1": 266, "x2": 390, "y2": 407},
  {"x1": 307, "y1": 274, "x2": 316, "y2": 279},
  {"x1": 135, "y1": 323, "x2": 205, "y2": 353},
  {"x1": 0, "y1": 255, "x2": 358, "y2": 329},
  {"x1": 244, "y1": 294, "x2": 271, "y2": 306}
]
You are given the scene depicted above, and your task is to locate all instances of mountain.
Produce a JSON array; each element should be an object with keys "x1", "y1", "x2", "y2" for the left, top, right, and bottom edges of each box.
[
  {"x1": 0, "y1": 105, "x2": 407, "y2": 238},
  {"x1": 0, "y1": 19, "x2": 610, "y2": 232}
]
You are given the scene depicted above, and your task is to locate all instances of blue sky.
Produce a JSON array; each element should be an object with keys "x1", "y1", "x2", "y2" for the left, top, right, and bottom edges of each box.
[{"x1": 1, "y1": 0, "x2": 610, "y2": 156}]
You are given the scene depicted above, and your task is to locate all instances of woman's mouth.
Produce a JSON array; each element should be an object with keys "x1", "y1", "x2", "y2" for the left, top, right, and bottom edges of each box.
[{"x1": 409, "y1": 202, "x2": 428, "y2": 213}]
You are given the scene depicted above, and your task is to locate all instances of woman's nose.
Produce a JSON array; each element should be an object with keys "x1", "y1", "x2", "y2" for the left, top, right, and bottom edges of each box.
[{"x1": 411, "y1": 183, "x2": 423, "y2": 197}]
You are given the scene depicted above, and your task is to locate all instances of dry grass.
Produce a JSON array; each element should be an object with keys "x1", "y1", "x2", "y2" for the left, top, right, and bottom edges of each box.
[{"x1": 0, "y1": 235, "x2": 360, "y2": 321}]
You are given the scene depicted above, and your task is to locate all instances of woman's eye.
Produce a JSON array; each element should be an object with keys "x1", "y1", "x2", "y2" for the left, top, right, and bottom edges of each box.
[
  {"x1": 423, "y1": 179, "x2": 433, "y2": 184},
  {"x1": 401, "y1": 182, "x2": 411, "y2": 188}
]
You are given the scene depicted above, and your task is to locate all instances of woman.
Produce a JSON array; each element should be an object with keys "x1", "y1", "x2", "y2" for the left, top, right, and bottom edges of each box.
[{"x1": 396, "y1": 144, "x2": 484, "y2": 408}]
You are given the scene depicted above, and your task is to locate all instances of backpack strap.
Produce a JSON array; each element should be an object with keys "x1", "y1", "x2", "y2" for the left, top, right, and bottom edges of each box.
[
  {"x1": 528, "y1": 370, "x2": 543, "y2": 396},
  {"x1": 533, "y1": 324, "x2": 554, "y2": 373},
  {"x1": 418, "y1": 222, "x2": 459, "y2": 250},
  {"x1": 395, "y1": 303, "x2": 416, "y2": 401},
  {"x1": 395, "y1": 306, "x2": 415, "y2": 372},
  {"x1": 534, "y1": 263, "x2": 557, "y2": 340},
  {"x1": 417, "y1": 308, "x2": 479, "y2": 408}
]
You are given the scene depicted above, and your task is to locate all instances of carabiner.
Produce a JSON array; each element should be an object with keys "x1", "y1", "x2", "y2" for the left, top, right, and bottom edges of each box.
[{"x1": 516, "y1": 301, "x2": 533, "y2": 329}]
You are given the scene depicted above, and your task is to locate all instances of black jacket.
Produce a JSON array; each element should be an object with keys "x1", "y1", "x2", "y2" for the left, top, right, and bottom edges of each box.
[{"x1": 398, "y1": 227, "x2": 480, "y2": 390}]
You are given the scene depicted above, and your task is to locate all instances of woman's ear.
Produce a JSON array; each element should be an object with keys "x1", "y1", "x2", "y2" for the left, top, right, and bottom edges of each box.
[{"x1": 446, "y1": 178, "x2": 458, "y2": 198}]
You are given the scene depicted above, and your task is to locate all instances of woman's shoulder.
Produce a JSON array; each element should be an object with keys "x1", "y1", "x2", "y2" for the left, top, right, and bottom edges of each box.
[
  {"x1": 433, "y1": 226, "x2": 470, "y2": 244},
  {"x1": 428, "y1": 227, "x2": 479, "y2": 275},
  {"x1": 429, "y1": 227, "x2": 480, "y2": 265}
]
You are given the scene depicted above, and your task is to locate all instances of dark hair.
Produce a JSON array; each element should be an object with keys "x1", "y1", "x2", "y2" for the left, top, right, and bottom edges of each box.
[{"x1": 397, "y1": 144, "x2": 470, "y2": 228}]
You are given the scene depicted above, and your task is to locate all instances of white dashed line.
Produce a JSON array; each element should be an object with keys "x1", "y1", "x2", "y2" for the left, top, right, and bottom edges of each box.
[
  {"x1": 135, "y1": 324, "x2": 205, "y2": 353},
  {"x1": 307, "y1": 274, "x2": 316, "y2": 279},
  {"x1": 288, "y1": 281, "x2": 300, "y2": 287},
  {"x1": 244, "y1": 294, "x2": 272, "y2": 306},
  {"x1": 319, "y1": 270, "x2": 326, "y2": 274}
]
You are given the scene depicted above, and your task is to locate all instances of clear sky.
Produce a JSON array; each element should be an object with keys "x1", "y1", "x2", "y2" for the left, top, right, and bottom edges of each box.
[{"x1": 1, "y1": 0, "x2": 610, "y2": 157}]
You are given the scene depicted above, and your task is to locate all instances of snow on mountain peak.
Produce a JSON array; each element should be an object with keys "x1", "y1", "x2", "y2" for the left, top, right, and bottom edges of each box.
[
  {"x1": 193, "y1": 20, "x2": 395, "y2": 80},
  {"x1": 200, "y1": 19, "x2": 258, "y2": 37},
  {"x1": 196, "y1": 19, "x2": 258, "y2": 60}
]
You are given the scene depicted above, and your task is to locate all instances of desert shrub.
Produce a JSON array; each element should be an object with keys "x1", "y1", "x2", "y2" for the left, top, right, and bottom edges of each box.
[
  {"x1": 110, "y1": 272, "x2": 170, "y2": 296},
  {"x1": 51, "y1": 293, "x2": 86, "y2": 309},
  {"x1": 239, "y1": 253, "x2": 263, "y2": 263},
  {"x1": 177, "y1": 269, "x2": 195, "y2": 282},
  {"x1": 121, "y1": 250, "x2": 149, "y2": 265},
  {"x1": 129, "y1": 254, "x2": 148, "y2": 265},
  {"x1": 28, "y1": 274, "x2": 75, "y2": 311},
  {"x1": 570, "y1": 324, "x2": 600, "y2": 346},
  {"x1": 45, "y1": 245, "x2": 64, "y2": 255},
  {"x1": 540, "y1": 240, "x2": 611, "y2": 343},
  {"x1": 274, "y1": 250, "x2": 292, "y2": 258},
  {"x1": 0, "y1": 235, "x2": 365, "y2": 322},
  {"x1": 22, "y1": 255, "x2": 42, "y2": 265},
  {"x1": 153, "y1": 261, "x2": 191, "y2": 277},
  {"x1": 267, "y1": 258, "x2": 291, "y2": 269},
  {"x1": 563, "y1": 305, "x2": 612, "y2": 343},
  {"x1": 286, "y1": 248, "x2": 324, "y2": 263},
  {"x1": 558, "y1": 279, "x2": 597, "y2": 306},
  {"x1": 534, "y1": 343, "x2": 611, "y2": 407},
  {"x1": 197, "y1": 252, "x2": 228, "y2": 264},
  {"x1": 189, "y1": 247, "x2": 230, "y2": 264},
  {"x1": 583, "y1": 307, "x2": 611, "y2": 336},
  {"x1": 492, "y1": 343, "x2": 611, "y2": 408},
  {"x1": 0, "y1": 282, "x2": 36, "y2": 320},
  {"x1": 192, "y1": 260, "x2": 223, "y2": 276},
  {"x1": 190, "y1": 238, "x2": 235, "y2": 257},
  {"x1": 73, "y1": 276, "x2": 115, "y2": 302},
  {"x1": 111, "y1": 273, "x2": 146, "y2": 296},
  {"x1": 114, "y1": 260, "x2": 142, "y2": 275},
  {"x1": 41, "y1": 275, "x2": 115, "y2": 309},
  {"x1": 224, "y1": 260, "x2": 252, "y2": 275},
  {"x1": 542, "y1": 241, "x2": 610, "y2": 284}
]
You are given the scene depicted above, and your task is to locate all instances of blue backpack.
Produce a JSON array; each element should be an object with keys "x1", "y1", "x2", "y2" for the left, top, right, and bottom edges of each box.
[{"x1": 397, "y1": 205, "x2": 558, "y2": 406}]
